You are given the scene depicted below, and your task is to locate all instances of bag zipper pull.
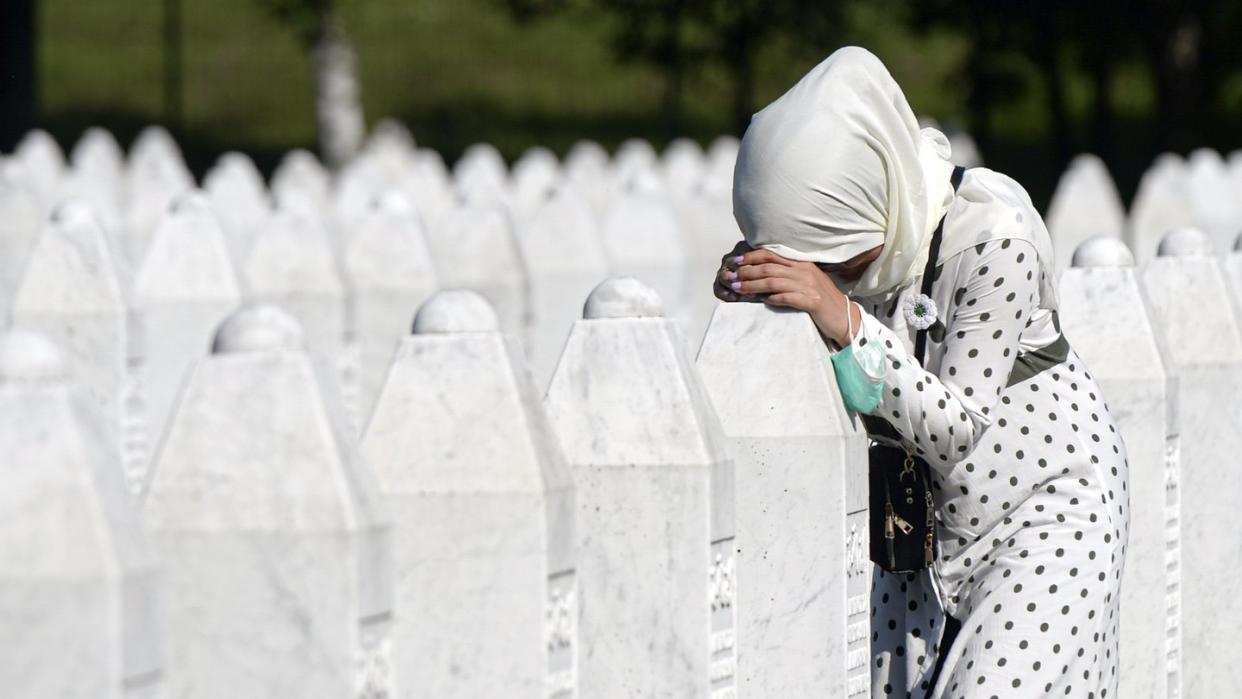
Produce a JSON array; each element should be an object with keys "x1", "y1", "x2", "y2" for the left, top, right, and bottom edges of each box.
[{"x1": 891, "y1": 513, "x2": 914, "y2": 535}]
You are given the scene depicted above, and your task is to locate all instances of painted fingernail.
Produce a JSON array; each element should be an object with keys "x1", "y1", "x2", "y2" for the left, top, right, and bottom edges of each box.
[
  {"x1": 726, "y1": 270, "x2": 737, "y2": 282},
  {"x1": 730, "y1": 281, "x2": 741, "y2": 291},
  {"x1": 732, "y1": 255, "x2": 744, "y2": 264}
]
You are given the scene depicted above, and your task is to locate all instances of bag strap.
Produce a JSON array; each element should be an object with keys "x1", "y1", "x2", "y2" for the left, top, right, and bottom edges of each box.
[{"x1": 912, "y1": 166, "x2": 966, "y2": 365}]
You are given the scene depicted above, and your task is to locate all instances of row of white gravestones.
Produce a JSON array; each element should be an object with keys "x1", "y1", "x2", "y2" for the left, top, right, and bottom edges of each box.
[
  {"x1": 0, "y1": 281, "x2": 870, "y2": 698},
  {"x1": 0, "y1": 329, "x2": 161, "y2": 699},
  {"x1": 1058, "y1": 228, "x2": 1242, "y2": 698}
]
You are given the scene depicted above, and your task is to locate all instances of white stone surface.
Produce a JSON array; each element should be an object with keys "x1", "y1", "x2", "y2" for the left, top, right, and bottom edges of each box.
[
  {"x1": 1129, "y1": 154, "x2": 1192, "y2": 266},
  {"x1": 0, "y1": 327, "x2": 160, "y2": 699},
  {"x1": 143, "y1": 305, "x2": 392, "y2": 698},
  {"x1": 1186, "y1": 148, "x2": 1241, "y2": 253},
  {"x1": 10, "y1": 200, "x2": 128, "y2": 462},
  {"x1": 270, "y1": 149, "x2": 331, "y2": 219},
  {"x1": 12, "y1": 129, "x2": 64, "y2": 209},
  {"x1": 545, "y1": 278, "x2": 735, "y2": 698},
  {"x1": 132, "y1": 192, "x2": 242, "y2": 489},
  {"x1": 123, "y1": 127, "x2": 195, "y2": 266},
  {"x1": 424, "y1": 203, "x2": 529, "y2": 337},
  {"x1": 63, "y1": 128, "x2": 125, "y2": 233},
  {"x1": 1142, "y1": 241, "x2": 1242, "y2": 698},
  {"x1": 1060, "y1": 243, "x2": 1180, "y2": 699},
  {"x1": 203, "y1": 151, "x2": 271, "y2": 266},
  {"x1": 342, "y1": 189, "x2": 438, "y2": 419},
  {"x1": 661, "y1": 138, "x2": 705, "y2": 197},
  {"x1": 515, "y1": 187, "x2": 609, "y2": 387},
  {"x1": 362, "y1": 290, "x2": 575, "y2": 697},
  {"x1": 454, "y1": 142, "x2": 509, "y2": 205},
  {"x1": 695, "y1": 302, "x2": 870, "y2": 696},
  {"x1": 0, "y1": 163, "x2": 43, "y2": 305},
  {"x1": 242, "y1": 205, "x2": 347, "y2": 361},
  {"x1": 1045, "y1": 154, "x2": 1126, "y2": 274},
  {"x1": 1224, "y1": 234, "x2": 1242, "y2": 317},
  {"x1": 596, "y1": 193, "x2": 693, "y2": 334},
  {"x1": 562, "y1": 140, "x2": 610, "y2": 213},
  {"x1": 510, "y1": 146, "x2": 561, "y2": 216}
]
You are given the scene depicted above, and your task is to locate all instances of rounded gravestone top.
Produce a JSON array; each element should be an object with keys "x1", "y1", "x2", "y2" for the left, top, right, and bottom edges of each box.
[
  {"x1": 1071, "y1": 235, "x2": 1135, "y2": 268},
  {"x1": 583, "y1": 277, "x2": 664, "y2": 319},
  {"x1": 1158, "y1": 227, "x2": 1215, "y2": 258},
  {"x1": 212, "y1": 304, "x2": 305, "y2": 354},
  {"x1": 49, "y1": 198, "x2": 97, "y2": 229},
  {"x1": 0, "y1": 328, "x2": 68, "y2": 382},
  {"x1": 168, "y1": 190, "x2": 211, "y2": 216},
  {"x1": 412, "y1": 290, "x2": 500, "y2": 334}
]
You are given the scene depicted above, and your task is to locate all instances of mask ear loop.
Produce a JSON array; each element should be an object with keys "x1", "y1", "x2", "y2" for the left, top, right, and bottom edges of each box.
[{"x1": 844, "y1": 292, "x2": 855, "y2": 345}]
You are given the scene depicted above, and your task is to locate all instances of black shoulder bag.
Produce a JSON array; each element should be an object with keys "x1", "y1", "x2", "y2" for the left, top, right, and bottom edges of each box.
[{"x1": 868, "y1": 165, "x2": 965, "y2": 574}]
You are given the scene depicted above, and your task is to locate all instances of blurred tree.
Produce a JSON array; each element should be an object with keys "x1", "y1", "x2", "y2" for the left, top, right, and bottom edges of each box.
[
  {"x1": 251, "y1": 0, "x2": 365, "y2": 167},
  {"x1": 505, "y1": 0, "x2": 709, "y2": 137},
  {"x1": 0, "y1": 0, "x2": 35, "y2": 151},
  {"x1": 502, "y1": 0, "x2": 846, "y2": 136}
]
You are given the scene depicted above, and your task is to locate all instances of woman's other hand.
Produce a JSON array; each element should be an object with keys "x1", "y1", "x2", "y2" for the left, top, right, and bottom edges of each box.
[
  {"x1": 726, "y1": 247, "x2": 859, "y2": 345},
  {"x1": 713, "y1": 240, "x2": 754, "y2": 302}
]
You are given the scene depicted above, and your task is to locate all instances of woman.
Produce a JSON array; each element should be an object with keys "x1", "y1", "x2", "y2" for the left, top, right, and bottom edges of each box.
[{"x1": 714, "y1": 47, "x2": 1128, "y2": 698}]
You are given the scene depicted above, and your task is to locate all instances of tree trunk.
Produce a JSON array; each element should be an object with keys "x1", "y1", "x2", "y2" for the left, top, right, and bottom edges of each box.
[
  {"x1": 314, "y1": 7, "x2": 365, "y2": 169},
  {"x1": 0, "y1": 0, "x2": 35, "y2": 151}
]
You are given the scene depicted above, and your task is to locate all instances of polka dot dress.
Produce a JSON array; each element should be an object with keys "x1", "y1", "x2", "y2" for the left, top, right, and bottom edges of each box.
[{"x1": 856, "y1": 235, "x2": 1129, "y2": 698}]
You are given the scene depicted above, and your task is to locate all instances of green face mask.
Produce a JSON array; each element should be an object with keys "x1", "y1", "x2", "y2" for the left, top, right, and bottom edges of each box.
[{"x1": 830, "y1": 302, "x2": 886, "y2": 414}]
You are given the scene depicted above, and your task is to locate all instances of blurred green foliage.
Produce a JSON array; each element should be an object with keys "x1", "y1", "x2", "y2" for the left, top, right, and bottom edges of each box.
[{"x1": 32, "y1": 0, "x2": 1242, "y2": 208}]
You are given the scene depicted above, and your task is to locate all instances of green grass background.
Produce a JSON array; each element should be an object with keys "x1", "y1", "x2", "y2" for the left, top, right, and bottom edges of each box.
[{"x1": 33, "y1": 0, "x2": 1231, "y2": 209}]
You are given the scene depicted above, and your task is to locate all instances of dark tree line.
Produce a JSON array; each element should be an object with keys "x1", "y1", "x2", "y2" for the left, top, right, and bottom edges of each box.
[{"x1": 503, "y1": 0, "x2": 1242, "y2": 169}]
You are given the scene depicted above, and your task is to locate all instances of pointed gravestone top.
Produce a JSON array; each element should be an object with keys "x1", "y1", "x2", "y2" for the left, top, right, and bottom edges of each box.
[
  {"x1": 15, "y1": 199, "x2": 124, "y2": 313},
  {"x1": 1046, "y1": 154, "x2": 1126, "y2": 271},
  {"x1": 13, "y1": 129, "x2": 64, "y2": 203},
  {"x1": 454, "y1": 143, "x2": 508, "y2": 204},
  {"x1": 1158, "y1": 227, "x2": 1215, "y2": 258},
  {"x1": 583, "y1": 277, "x2": 664, "y2": 319},
  {"x1": 270, "y1": 149, "x2": 329, "y2": 213},
  {"x1": 661, "y1": 138, "x2": 705, "y2": 195},
  {"x1": 71, "y1": 127, "x2": 124, "y2": 175},
  {"x1": 412, "y1": 290, "x2": 499, "y2": 334},
  {"x1": 1072, "y1": 235, "x2": 1135, "y2": 268},
  {"x1": 510, "y1": 146, "x2": 560, "y2": 212},
  {"x1": 136, "y1": 191, "x2": 240, "y2": 301},
  {"x1": 1129, "y1": 154, "x2": 1192, "y2": 265},
  {"x1": 1186, "y1": 148, "x2": 1239, "y2": 252}
]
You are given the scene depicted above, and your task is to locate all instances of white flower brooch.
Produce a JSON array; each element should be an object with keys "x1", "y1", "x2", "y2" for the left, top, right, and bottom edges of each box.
[{"x1": 903, "y1": 293, "x2": 938, "y2": 331}]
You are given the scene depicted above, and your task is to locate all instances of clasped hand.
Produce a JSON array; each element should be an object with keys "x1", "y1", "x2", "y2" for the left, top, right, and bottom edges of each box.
[{"x1": 713, "y1": 241, "x2": 860, "y2": 346}]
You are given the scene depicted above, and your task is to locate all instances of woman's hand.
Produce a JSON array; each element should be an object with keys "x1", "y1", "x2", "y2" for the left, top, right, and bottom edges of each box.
[{"x1": 715, "y1": 244, "x2": 860, "y2": 345}]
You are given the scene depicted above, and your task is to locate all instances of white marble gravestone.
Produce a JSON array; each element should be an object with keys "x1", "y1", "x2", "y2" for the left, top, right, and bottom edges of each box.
[
  {"x1": 132, "y1": 192, "x2": 242, "y2": 489},
  {"x1": 703, "y1": 136, "x2": 740, "y2": 199},
  {"x1": 1044, "y1": 154, "x2": 1126, "y2": 274},
  {"x1": 562, "y1": 140, "x2": 610, "y2": 214},
  {"x1": 142, "y1": 305, "x2": 393, "y2": 698},
  {"x1": 1141, "y1": 228, "x2": 1242, "y2": 698},
  {"x1": 0, "y1": 163, "x2": 43, "y2": 304},
  {"x1": 11, "y1": 200, "x2": 127, "y2": 463},
  {"x1": 596, "y1": 193, "x2": 693, "y2": 335},
  {"x1": 123, "y1": 127, "x2": 195, "y2": 266},
  {"x1": 63, "y1": 128, "x2": 125, "y2": 234},
  {"x1": 1128, "y1": 154, "x2": 1192, "y2": 266},
  {"x1": 660, "y1": 138, "x2": 705, "y2": 197},
  {"x1": 424, "y1": 203, "x2": 529, "y2": 338},
  {"x1": 1186, "y1": 149, "x2": 1241, "y2": 253},
  {"x1": 1060, "y1": 236, "x2": 1181, "y2": 699},
  {"x1": 545, "y1": 278, "x2": 735, "y2": 698},
  {"x1": 270, "y1": 148, "x2": 331, "y2": 220},
  {"x1": 343, "y1": 189, "x2": 438, "y2": 419},
  {"x1": 362, "y1": 290, "x2": 575, "y2": 697},
  {"x1": 1224, "y1": 234, "x2": 1242, "y2": 313},
  {"x1": 454, "y1": 142, "x2": 509, "y2": 206},
  {"x1": 0, "y1": 328, "x2": 161, "y2": 699},
  {"x1": 203, "y1": 151, "x2": 271, "y2": 266},
  {"x1": 11, "y1": 128, "x2": 64, "y2": 208},
  {"x1": 510, "y1": 145, "x2": 561, "y2": 216},
  {"x1": 515, "y1": 187, "x2": 610, "y2": 388},
  {"x1": 242, "y1": 205, "x2": 347, "y2": 363},
  {"x1": 695, "y1": 302, "x2": 870, "y2": 697}
]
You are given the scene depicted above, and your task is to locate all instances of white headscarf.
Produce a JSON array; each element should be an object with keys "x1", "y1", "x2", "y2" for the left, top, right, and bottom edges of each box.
[
  {"x1": 733, "y1": 47, "x2": 1058, "y2": 308},
  {"x1": 733, "y1": 47, "x2": 955, "y2": 300}
]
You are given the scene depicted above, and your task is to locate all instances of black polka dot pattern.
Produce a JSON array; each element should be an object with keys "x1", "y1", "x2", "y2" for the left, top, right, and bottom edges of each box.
[{"x1": 859, "y1": 237, "x2": 1128, "y2": 698}]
